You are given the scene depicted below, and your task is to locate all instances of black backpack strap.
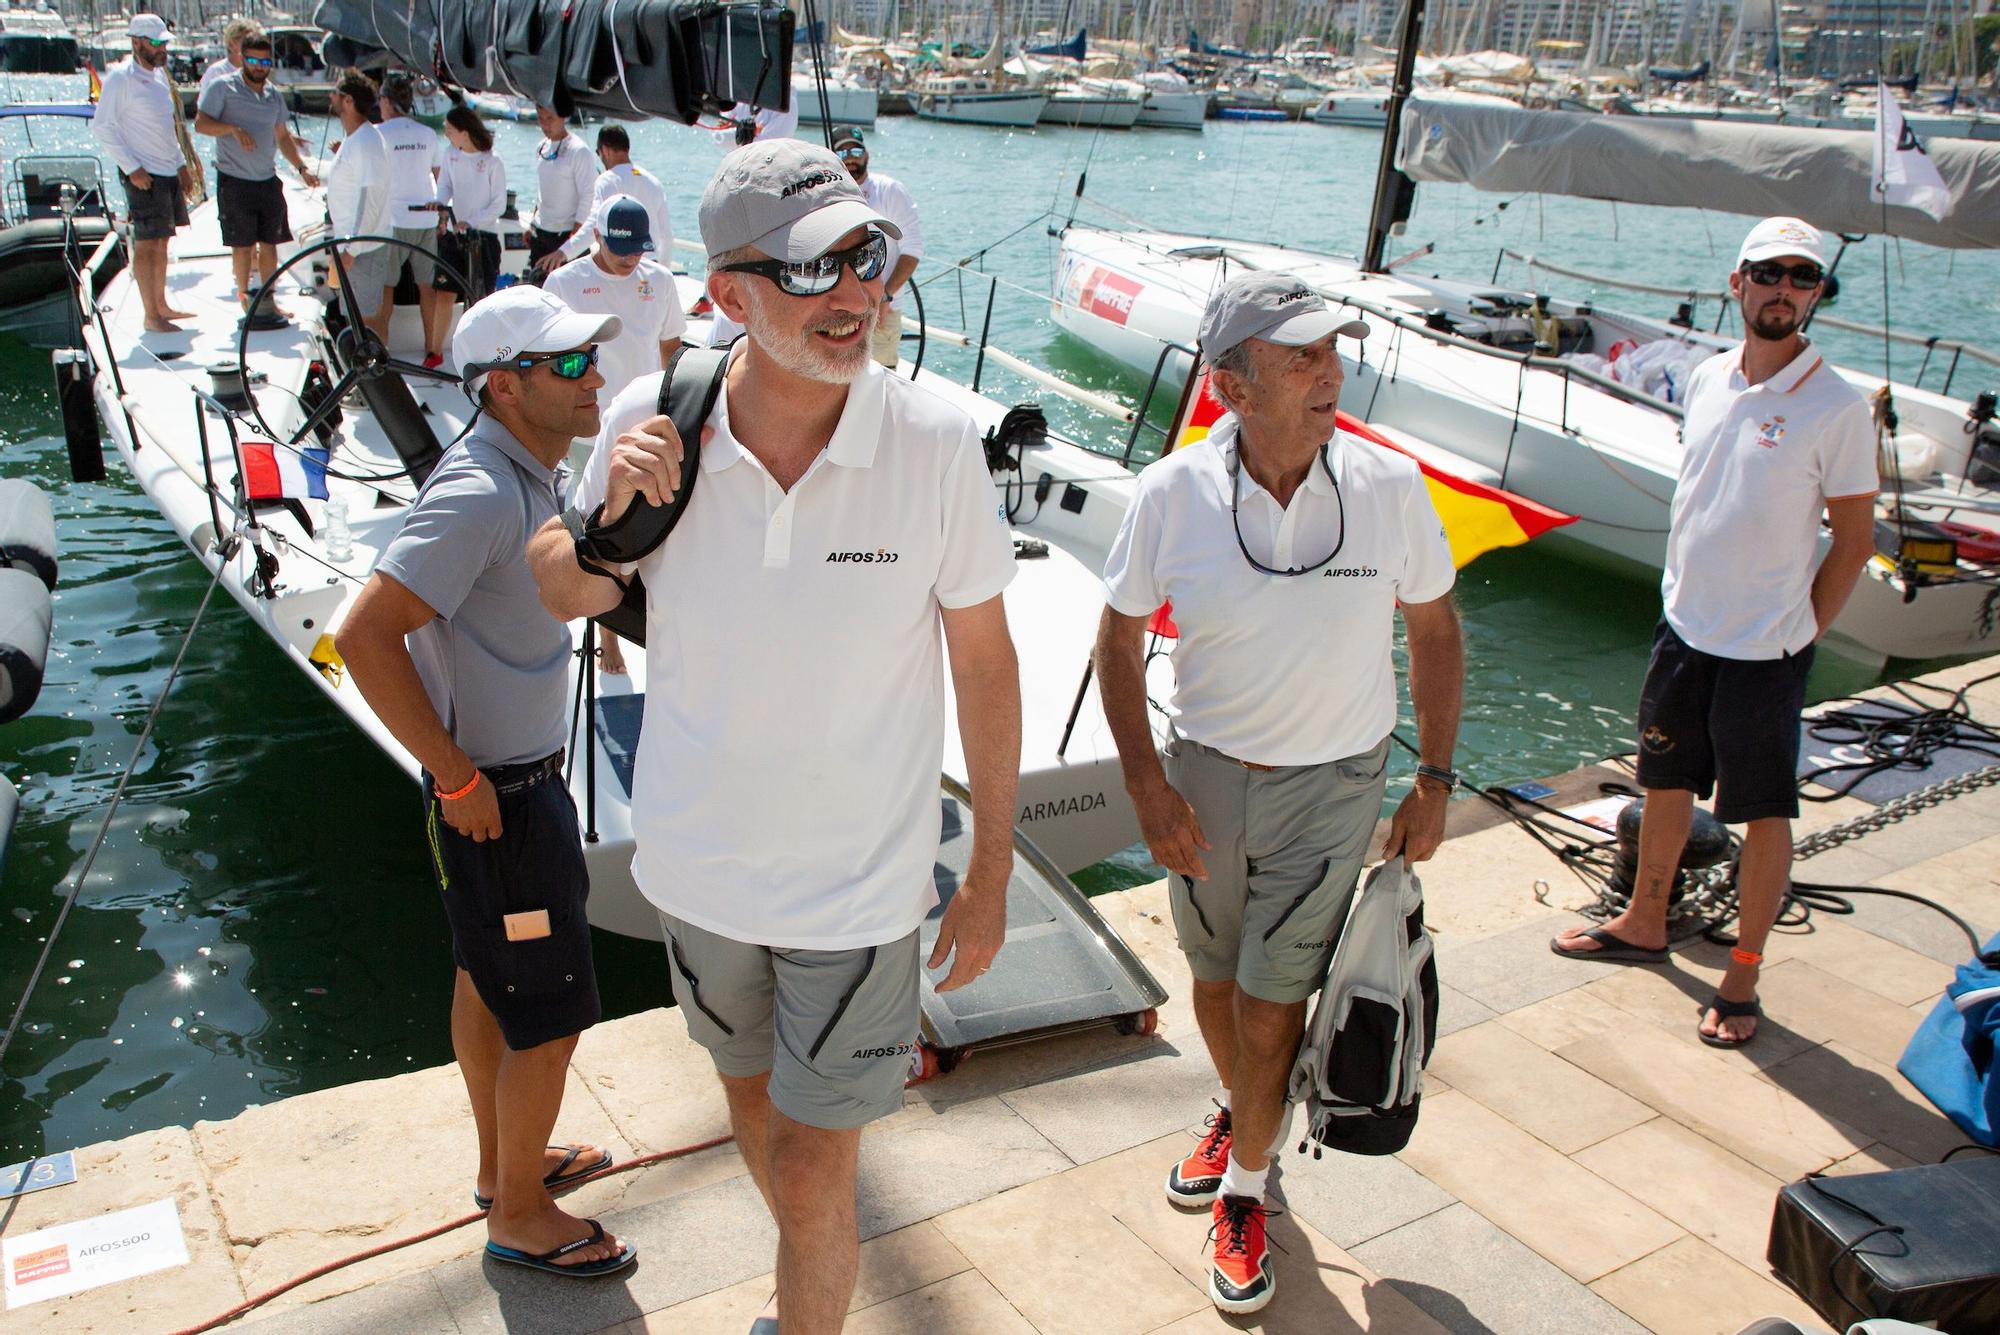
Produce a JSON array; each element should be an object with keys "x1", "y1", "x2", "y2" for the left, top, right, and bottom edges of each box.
[{"x1": 586, "y1": 346, "x2": 730, "y2": 648}]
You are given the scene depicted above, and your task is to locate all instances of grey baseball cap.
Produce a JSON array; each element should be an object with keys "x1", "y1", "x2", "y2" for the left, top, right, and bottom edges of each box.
[
  {"x1": 1197, "y1": 272, "x2": 1368, "y2": 365},
  {"x1": 698, "y1": 139, "x2": 902, "y2": 263}
]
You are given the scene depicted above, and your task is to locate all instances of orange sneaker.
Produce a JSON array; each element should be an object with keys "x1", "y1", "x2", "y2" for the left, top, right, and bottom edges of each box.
[
  {"x1": 1208, "y1": 1194, "x2": 1275, "y2": 1314},
  {"x1": 1164, "y1": 1104, "x2": 1231, "y2": 1208}
]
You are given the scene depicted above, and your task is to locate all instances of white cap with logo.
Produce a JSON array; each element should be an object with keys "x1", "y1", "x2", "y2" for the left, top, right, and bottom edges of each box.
[
  {"x1": 127, "y1": 13, "x2": 172, "y2": 40},
  {"x1": 453, "y1": 285, "x2": 621, "y2": 393},
  {"x1": 1197, "y1": 272, "x2": 1368, "y2": 367},
  {"x1": 1736, "y1": 216, "x2": 1826, "y2": 269},
  {"x1": 698, "y1": 138, "x2": 902, "y2": 263}
]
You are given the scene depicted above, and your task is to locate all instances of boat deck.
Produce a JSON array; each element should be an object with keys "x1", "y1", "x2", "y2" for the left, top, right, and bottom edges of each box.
[{"x1": 14, "y1": 656, "x2": 1995, "y2": 1335}]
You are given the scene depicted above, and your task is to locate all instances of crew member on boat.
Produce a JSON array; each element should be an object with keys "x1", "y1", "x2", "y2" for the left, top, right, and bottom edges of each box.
[
  {"x1": 1553, "y1": 217, "x2": 1879, "y2": 1049},
  {"x1": 375, "y1": 74, "x2": 445, "y2": 331},
  {"x1": 529, "y1": 140, "x2": 1020, "y2": 1334},
  {"x1": 197, "y1": 17, "x2": 258, "y2": 101},
  {"x1": 542, "y1": 193, "x2": 685, "y2": 675},
  {"x1": 831, "y1": 126, "x2": 922, "y2": 369},
  {"x1": 323, "y1": 72, "x2": 394, "y2": 339},
  {"x1": 547, "y1": 124, "x2": 673, "y2": 271},
  {"x1": 423, "y1": 105, "x2": 507, "y2": 368},
  {"x1": 94, "y1": 15, "x2": 197, "y2": 333},
  {"x1": 338, "y1": 285, "x2": 633, "y2": 1280},
  {"x1": 526, "y1": 104, "x2": 599, "y2": 276},
  {"x1": 1095, "y1": 272, "x2": 1464, "y2": 1317},
  {"x1": 194, "y1": 29, "x2": 320, "y2": 314}
]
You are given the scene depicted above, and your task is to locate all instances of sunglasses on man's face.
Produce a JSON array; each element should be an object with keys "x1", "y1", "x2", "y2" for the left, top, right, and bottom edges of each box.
[
  {"x1": 480, "y1": 348, "x2": 599, "y2": 382},
  {"x1": 1742, "y1": 260, "x2": 1823, "y2": 291},
  {"x1": 243, "y1": 55, "x2": 274, "y2": 67},
  {"x1": 837, "y1": 145, "x2": 866, "y2": 159},
  {"x1": 718, "y1": 230, "x2": 888, "y2": 297},
  {"x1": 141, "y1": 37, "x2": 169, "y2": 48}
]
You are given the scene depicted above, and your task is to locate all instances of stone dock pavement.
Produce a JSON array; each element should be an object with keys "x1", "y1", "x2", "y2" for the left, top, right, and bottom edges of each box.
[{"x1": 11, "y1": 659, "x2": 1998, "y2": 1335}]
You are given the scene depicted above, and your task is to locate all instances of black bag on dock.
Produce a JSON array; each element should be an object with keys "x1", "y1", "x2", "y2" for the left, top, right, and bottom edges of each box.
[{"x1": 1766, "y1": 1154, "x2": 2000, "y2": 1330}]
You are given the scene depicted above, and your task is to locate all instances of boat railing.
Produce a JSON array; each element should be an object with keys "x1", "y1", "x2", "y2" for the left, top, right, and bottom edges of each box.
[{"x1": 1496, "y1": 247, "x2": 2000, "y2": 397}]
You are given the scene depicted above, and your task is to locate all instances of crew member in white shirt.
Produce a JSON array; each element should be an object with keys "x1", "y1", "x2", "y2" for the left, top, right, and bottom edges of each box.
[
  {"x1": 423, "y1": 105, "x2": 508, "y2": 369},
  {"x1": 94, "y1": 15, "x2": 195, "y2": 333},
  {"x1": 548, "y1": 125, "x2": 671, "y2": 269},
  {"x1": 325, "y1": 73, "x2": 394, "y2": 337},
  {"x1": 832, "y1": 126, "x2": 921, "y2": 367},
  {"x1": 198, "y1": 18, "x2": 257, "y2": 100},
  {"x1": 529, "y1": 140, "x2": 1018, "y2": 1335},
  {"x1": 542, "y1": 195, "x2": 686, "y2": 677},
  {"x1": 1097, "y1": 272, "x2": 1463, "y2": 1317},
  {"x1": 372, "y1": 74, "x2": 444, "y2": 337},
  {"x1": 527, "y1": 104, "x2": 600, "y2": 274},
  {"x1": 1553, "y1": 216, "x2": 1878, "y2": 1050}
]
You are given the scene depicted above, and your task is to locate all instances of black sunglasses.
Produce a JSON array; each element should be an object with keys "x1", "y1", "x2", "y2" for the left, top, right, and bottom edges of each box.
[
  {"x1": 1231, "y1": 442, "x2": 1346, "y2": 576},
  {"x1": 1742, "y1": 260, "x2": 1823, "y2": 290},
  {"x1": 717, "y1": 231, "x2": 888, "y2": 297},
  {"x1": 476, "y1": 347, "x2": 599, "y2": 381}
]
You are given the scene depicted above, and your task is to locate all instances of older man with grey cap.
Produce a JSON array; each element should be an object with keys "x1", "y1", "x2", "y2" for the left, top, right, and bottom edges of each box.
[
  {"x1": 528, "y1": 139, "x2": 1021, "y2": 1334},
  {"x1": 1095, "y1": 272, "x2": 1464, "y2": 1315}
]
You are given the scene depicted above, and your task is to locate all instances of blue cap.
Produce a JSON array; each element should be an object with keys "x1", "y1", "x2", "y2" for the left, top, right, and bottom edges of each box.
[{"x1": 600, "y1": 196, "x2": 654, "y2": 256}]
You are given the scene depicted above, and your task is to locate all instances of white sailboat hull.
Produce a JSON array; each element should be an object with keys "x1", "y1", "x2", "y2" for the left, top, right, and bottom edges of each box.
[
  {"x1": 1040, "y1": 94, "x2": 1143, "y2": 129},
  {"x1": 793, "y1": 79, "x2": 879, "y2": 126},
  {"x1": 1135, "y1": 89, "x2": 1208, "y2": 130},
  {"x1": 914, "y1": 90, "x2": 1050, "y2": 127}
]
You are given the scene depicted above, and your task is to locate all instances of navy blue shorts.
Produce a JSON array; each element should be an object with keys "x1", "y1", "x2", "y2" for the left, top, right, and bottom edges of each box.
[
  {"x1": 421, "y1": 752, "x2": 601, "y2": 1050},
  {"x1": 1635, "y1": 621, "x2": 1814, "y2": 824}
]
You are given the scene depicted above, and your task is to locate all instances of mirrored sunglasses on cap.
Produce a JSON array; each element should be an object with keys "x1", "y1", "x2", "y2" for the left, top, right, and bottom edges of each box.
[{"x1": 718, "y1": 229, "x2": 889, "y2": 297}]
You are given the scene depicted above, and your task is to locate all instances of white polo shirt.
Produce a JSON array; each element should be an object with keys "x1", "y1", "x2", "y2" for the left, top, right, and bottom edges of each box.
[
  {"x1": 376, "y1": 115, "x2": 443, "y2": 229},
  {"x1": 1103, "y1": 416, "x2": 1456, "y2": 767},
  {"x1": 561, "y1": 163, "x2": 673, "y2": 262},
  {"x1": 544, "y1": 254, "x2": 687, "y2": 408},
  {"x1": 1663, "y1": 342, "x2": 1879, "y2": 660},
  {"x1": 571, "y1": 353, "x2": 1017, "y2": 950}
]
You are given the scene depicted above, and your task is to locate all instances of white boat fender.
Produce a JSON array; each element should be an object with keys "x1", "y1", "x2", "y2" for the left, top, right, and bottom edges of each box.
[
  {"x1": 0, "y1": 479, "x2": 57, "y2": 592},
  {"x1": 0, "y1": 567, "x2": 53, "y2": 725},
  {"x1": 563, "y1": 345, "x2": 728, "y2": 648},
  {"x1": 52, "y1": 348, "x2": 102, "y2": 484}
]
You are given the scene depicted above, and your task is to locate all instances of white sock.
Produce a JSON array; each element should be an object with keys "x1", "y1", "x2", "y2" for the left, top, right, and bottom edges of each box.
[{"x1": 1219, "y1": 1151, "x2": 1269, "y2": 1202}]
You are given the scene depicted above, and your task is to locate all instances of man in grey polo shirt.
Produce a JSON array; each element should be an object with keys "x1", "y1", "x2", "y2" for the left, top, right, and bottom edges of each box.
[
  {"x1": 1096, "y1": 273, "x2": 1464, "y2": 1316},
  {"x1": 339, "y1": 287, "x2": 633, "y2": 1280},
  {"x1": 194, "y1": 30, "x2": 318, "y2": 312}
]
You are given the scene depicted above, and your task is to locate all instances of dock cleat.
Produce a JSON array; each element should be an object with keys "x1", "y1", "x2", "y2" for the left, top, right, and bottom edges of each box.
[
  {"x1": 1165, "y1": 1103, "x2": 1231, "y2": 1208},
  {"x1": 1207, "y1": 1194, "x2": 1276, "y2": 1314}
]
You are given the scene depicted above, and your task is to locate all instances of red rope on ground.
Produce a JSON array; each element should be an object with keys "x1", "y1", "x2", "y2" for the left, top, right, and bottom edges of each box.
[{"x1": 166, "y1": 1134, "x2": 737, "y2": 1335}]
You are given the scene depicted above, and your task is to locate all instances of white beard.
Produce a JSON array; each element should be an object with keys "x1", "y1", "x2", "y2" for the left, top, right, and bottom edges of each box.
[{"x1": 742, "y1": 286, "x2": 877, "y2": 386}]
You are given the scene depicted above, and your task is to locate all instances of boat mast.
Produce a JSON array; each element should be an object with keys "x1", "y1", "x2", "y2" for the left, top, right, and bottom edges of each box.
[{"x1": 1362, "y1": 0, "x2": 1428, "y2": 272}]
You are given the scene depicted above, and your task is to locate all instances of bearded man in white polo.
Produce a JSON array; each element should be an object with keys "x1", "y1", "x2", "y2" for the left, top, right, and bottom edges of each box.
[
  {"x1": 529, "y1": 140, "x2": 1020, "y2": 1334},
  {"x1": 1096, "y1": 272, "x2": 1465, "y2": 1316}
]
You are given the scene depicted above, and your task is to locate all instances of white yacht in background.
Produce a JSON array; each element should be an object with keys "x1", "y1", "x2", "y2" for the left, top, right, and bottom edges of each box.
[
  {"x1": 913, "y1": 73, "x2": 1049, "y2": 127},
  {"x1": 792, "y1": 70, "x2": 880, "y2": 126},
  {"x1": 1039, "y1": 78, "x2": 1143, "y2": 128},
  {"x1": 1133, "y1": 70, "x2": 1208, "y2": 130},
  {"x1": 0, "y1": 4, "x2": 77, "y2": 73}
]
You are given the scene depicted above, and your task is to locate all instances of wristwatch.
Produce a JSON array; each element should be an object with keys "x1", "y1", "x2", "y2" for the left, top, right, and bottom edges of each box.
[{"x1": 1414, "y1": 763, "x2": 1460, "y2": 793}]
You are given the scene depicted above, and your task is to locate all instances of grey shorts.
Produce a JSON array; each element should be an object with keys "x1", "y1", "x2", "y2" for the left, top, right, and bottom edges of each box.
[
  {"x1": 660, "y1": 912, "x2": 921, "y2": 1130},
  {"x1": 337, "y1": 241, "x2": 397, "y2": 314},
  {"x1": 1164, "y1": 734, "x2": 1390, "y2": 1003}
]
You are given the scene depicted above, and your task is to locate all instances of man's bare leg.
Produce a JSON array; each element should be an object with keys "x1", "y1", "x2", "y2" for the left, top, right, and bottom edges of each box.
[
  {"x1": 598, "y1": 629, "x2": 628, "y2": 675},
  {"x1": 721, "y1": 1072, "x2": 780, "y2": 1322},
  {"x1": 232, "y1": 246, "x2": 255, "y2": 309},
  {"x1": 1191, "y1": 975, "x2": 1237, "y2": 1092},
  {"x1": 1702, "y1": 816, "x2": 1789, "y2": 1043},
  {"x1": 485, "y1": 1032, "x2": 624, "y2": 1264},
  {"x1": 1223, "y1": 991, "x2": 1306, "y2": 1176},
  {"x1": 1555, "y1": 786, "x2": 1693, "y2": 954},
  {"x1": 769, "y1": 1111, "x2": 863, "y2": 1335},
  {"x1": 136, "y1": 238, "x2": 179, "y2": 331}
]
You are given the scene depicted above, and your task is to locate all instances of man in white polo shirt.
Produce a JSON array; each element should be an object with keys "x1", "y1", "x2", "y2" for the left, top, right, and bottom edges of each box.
[
  {"x1": 1096, "y1": 272, "x2": 1464, "y2": 1316},
  {"x1": 527, "y1": 104, "x2": 600, "y2": 275},
  {"x1": 528, "y1": 139, "x2": 1020, "y2": 1335},
  {"x1": 1554, "y1": 217, "x2": 1878, "y2": 1051}
]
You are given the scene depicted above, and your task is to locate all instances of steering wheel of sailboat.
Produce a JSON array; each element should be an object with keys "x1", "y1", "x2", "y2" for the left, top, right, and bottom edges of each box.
[{"x1": 236, "y1": 232, "x2": 472, "y2": 454}]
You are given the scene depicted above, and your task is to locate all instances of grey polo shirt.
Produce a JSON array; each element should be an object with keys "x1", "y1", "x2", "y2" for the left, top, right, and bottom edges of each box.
[
  {"x1": 196, "y1": 71, "x2": 287, "y2": 181},
  {"x1": 376, "y1": 421, "x2": 572, "y2": 770}
]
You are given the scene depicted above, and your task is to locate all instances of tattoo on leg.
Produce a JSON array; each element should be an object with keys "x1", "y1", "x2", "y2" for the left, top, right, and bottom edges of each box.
[{"x1": 1634, "y1": 867, "x2": 1673, "y2": 905}]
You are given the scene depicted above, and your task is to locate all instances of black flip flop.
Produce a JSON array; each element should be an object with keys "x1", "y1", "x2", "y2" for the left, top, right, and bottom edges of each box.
[
  {"x1": 473, "y1": 1145, "x2": 613, "y2": 1211},
  {"x1": 1699, "y1": 994, "x2": 1762, "y2": 1048},
  {"x1": 1549, "y1": 926, "x2": 1669, "y2": 964},
  {"x1": 485, "y1": 1218, "x2": 636, "y2": 1278}
]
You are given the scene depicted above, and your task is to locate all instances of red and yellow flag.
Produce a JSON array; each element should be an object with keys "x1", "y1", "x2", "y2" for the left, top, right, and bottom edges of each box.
[
  {"x1": 85, "y1": 63, "x2": 101, "y2": 103},
  {"x1": 1164, "y1": 369, "x2": 1573, "y2": 569}
]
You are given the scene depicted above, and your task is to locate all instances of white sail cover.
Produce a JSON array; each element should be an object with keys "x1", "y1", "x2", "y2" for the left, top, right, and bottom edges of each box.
[{"x1": 1395, "y1": 97, "x2": 1998, "y2": 250}]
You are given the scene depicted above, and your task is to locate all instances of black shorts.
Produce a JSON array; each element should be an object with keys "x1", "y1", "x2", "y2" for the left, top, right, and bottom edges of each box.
[
  {"x1": 421, "y1": 751, "x2": 601, "y2": 1050},
  {"x1": 1634, "y1": 620, "x2": 1815, "y2": 824},
  {"x1": 527, "y1": 225, "x2": 569, "y2": 267},
  {"x1": 434, "y1": 229, "x2": 501, "y2": 300},
  {"x1": 121, "y1": 169, "x2": 189, "y2": 241},
  {"x1": 217, "y1": 172, "x2": 292, "y2": 248}
]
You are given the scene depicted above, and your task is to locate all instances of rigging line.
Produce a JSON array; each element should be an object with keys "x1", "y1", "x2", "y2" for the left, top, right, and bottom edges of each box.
[{"x1": 0, "y1": 558, "x2": 229, "y2": 1074}]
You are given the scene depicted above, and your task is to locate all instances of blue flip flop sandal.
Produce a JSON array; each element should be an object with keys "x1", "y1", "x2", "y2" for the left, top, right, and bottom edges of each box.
[
  {"x1": 1699, "y1": 994, "x2": 1762, "y2": 1048},
  {"x1": 1549, "y1": 925, "x2": 1669, "y2": 964},
  {"x1": 485, "y1": 1219, "x2": 636, "y2": 1278},
  {"x1": 474, "y1": 1145, "x2": 614, "y2": 1211}
]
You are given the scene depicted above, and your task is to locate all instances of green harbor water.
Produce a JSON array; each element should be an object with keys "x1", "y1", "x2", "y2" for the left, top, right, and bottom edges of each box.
[{"x1": 3, "y1": 85, "x2": 1997, "y2": 1159}]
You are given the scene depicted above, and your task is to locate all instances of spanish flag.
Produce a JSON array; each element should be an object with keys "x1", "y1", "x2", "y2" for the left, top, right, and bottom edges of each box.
[
  {"x1": 84, "y1": 62, "x2": 101, "y2": 103},
  {"x1": 1165, "y1": 369, "x2": 1573, "y2": 569}
]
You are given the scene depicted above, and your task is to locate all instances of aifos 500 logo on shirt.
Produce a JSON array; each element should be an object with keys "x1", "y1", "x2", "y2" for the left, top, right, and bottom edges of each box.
[{"x1": 826, "y1": 548, "x2": 900, "y2": 564}]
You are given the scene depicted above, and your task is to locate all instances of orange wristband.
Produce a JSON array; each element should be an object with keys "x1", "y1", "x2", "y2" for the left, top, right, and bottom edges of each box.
[
  {"x1": 434, "y1": 771, "x2": 482, "y2": 802},
  {"x1": 1730, "y1": 947, "x2": 1763, "y2": 966}
]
